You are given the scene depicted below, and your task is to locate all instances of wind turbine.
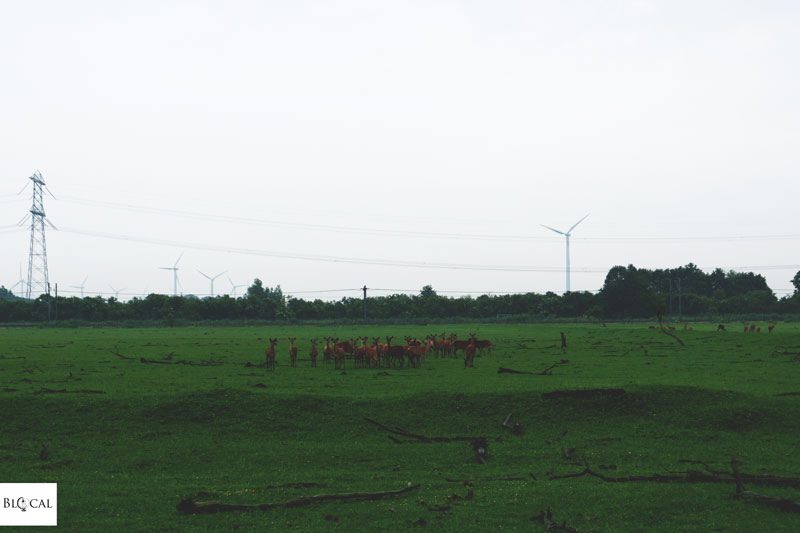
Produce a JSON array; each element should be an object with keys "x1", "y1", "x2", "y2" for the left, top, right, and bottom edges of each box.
[
  {"x1": 198, "y1": 270, "x2": 226, "y2": 297},
  {"x1": 71, "y1": 276, "x2": 88, "y2": 298},
  {"x1": 108, "y1": 285, "x2": 126, "y2": 300},
  {"x1": 159, "y1": 252, "x2": 183, "y2": 296},
  {"x1": 541, "y1": 214, "x2": 589, "y2": 294},
  {"x1": 226, "y1": 274, "x2": 246, "y2": 298}
]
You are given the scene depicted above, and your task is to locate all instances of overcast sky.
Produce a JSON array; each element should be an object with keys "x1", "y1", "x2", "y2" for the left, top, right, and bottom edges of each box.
[{"x1": 2, "y1": 1, "x2": 799, "y2": 301}]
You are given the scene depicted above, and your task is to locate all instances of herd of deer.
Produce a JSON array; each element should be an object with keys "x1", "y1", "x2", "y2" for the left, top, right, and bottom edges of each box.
[
  {"x1": 263, "y1": 333, "x2": 493, "y2": 371},
  {"x1": 716, "y1": 323, "x2": 776, "y2": 333}
]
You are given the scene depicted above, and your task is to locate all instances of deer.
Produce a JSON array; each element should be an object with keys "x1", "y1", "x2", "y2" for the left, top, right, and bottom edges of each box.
[
  {"x1": 288, "y1": 337, "x2": 297, "y2": 367},
  {"x1": 265, "y1": 338, "x2": 278, "y2": 371},
  {"x1": 407, "y1": 337, "x2": 434, "y2": 368},
  {"x1": 717, "y1": 324, "x2": 726, "y2": 331},
  {"x1": 333, "y1": 339, "x2": 347, "y2": 371},
  {"x1": 750, "y1": 324, "x2": 757, "y2": 332},
  {"x1": 309, "y1": 339, "x2": 318, "y2": 367},
  {"x1": 322, "y1": 337, "x2": 334, "y2": 364},
  {"x1": 366, "y1": 338, "x2": 380, "y2": 368},
  {"x1": 355, "y1": 337, "x2": 369, "y2": 368},
  {"x1": 464, "y1": 335, "x2": 477, "y2": 368},
  {"x1": 385, "y1": 336, "x2": 405, "y2": 368},
  {"x1": 376, "y1": 338, "x2": 389, "y2": 367},
  {"x1": 768, "y1": 324, "x2": 775, "y2": 333}
]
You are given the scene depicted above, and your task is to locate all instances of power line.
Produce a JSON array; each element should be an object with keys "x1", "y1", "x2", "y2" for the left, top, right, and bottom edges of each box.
[
  {"x1": 56, "y1": 226, "x2": 604, "y2": 273},
  {"x1": 51, "y1": 193, "x2": 800, "y2": 244}
]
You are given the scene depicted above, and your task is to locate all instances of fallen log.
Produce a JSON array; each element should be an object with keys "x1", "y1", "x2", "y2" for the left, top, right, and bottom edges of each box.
[
  {"x1": 176, "y1": 484, "x2": 419, "y2": 514},
  {"x1": 542, "y1": 389, "x2": 625, "y2": 400},
  {"x1": 498, "y1": 360, "x2": 569, "y2": 376}
]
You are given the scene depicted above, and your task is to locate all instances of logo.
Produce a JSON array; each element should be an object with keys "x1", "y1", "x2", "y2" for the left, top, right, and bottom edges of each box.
[{"x1": 0, "y1": 484, "x2": 57, "y2": 526}]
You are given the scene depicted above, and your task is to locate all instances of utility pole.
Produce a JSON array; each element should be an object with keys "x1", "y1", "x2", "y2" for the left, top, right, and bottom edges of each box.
[
  {"x1": 362, "y1": 285, "x2": 368, "y2": 321},
  {"x1": 677, "y1": 278, "x2": 682, "y2": 321},
  {"x1": 47, "y1": 283, "x2": 52, "y2": 322},
  {"x1": 25, "y1": 171, "x2": 55, "y2": 300},
  {"x1": 54, "y1": 283, "x2": 58, "y2": 322}
]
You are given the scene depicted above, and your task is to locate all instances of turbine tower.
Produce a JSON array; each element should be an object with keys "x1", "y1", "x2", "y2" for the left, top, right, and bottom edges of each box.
[
  {"x1": 198, "y1": 270, "x2": 226, "y2": 297},
  {"x1": 541, "y1": 214, "x2": 589, "y2": 294},
  {"x1": 23, "y1": 171, "x2": 56, "y2": 300},
  {"x1": 71, "y1": 276, "x2": 88, "y2": 298},
  {"x1": 109, "y1": 285, "x2": 126, "y2": 300},
  {"x1": 10, "y1": 265, "x2": 25, "y2": 297},
  {"x1": 226, "y1": 274, "x2": 246, "y2": 298},
  {"x1": 159, "y1": 252, "x2": 183, "y2": 296}
]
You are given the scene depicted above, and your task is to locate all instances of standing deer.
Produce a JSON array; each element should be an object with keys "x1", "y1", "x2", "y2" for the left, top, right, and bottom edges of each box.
[
  {"x1": 265, "y1": 338, "x2": 278, "y2": 371},
  {"x1": 464, "y1": 335, "x2": 477, "y2": 368},
  {"x1": 309, "y1": 339, "x2": 318, "y2": 367},
  {"x1": 288, "y1": 337, "x2": 297, "y2": 367},
  {"x1": 385, "y1": 336, "x2": 405, "y2": 368},
  {"x1": 323, "y1": 337, "x2": 334, "y2": 363},
  {"x1": 332, "y1": 338, "x2": 347, "y2": 370},
  {"x1": 407, "y1": 337, "x2": 434, "y2": 368}
]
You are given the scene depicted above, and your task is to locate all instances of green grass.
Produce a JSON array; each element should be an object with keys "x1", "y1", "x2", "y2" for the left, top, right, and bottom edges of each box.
[{"x1": 1, "y1": 322, "x2": 799, "y2": 531}]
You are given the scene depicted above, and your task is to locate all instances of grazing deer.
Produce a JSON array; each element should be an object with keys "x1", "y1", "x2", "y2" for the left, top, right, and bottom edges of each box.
[
  {"x1": 385, "y1": 336, "x2": 405, "y2": 368},
  {"x1": 756, "y1": 326, "x2": 761, "y2": 333},
  {"x1": 750, "y1": 324, "x2": 756, "y2": 332},
  {"x1": 464, "y1": 335, "x2": 477, "y2": 368},
  {"x1": 768, "y1": 324, "x2": 775, "y2": 333},
  {"x1": 265, "y1": 338, "x2": 278, "y2": 371},
  {"x1": 322, "y1": 337, "x2": 334, "y2": 364},
  {"x1": 717, "y1": 324, "x2": 726, "y2": 331},
  {"x1": 309, "y1": 339, "x2": 318, "y2": 367},
  {"x1": 288, "y1": 337, "x2": 297, "y2": 367}
]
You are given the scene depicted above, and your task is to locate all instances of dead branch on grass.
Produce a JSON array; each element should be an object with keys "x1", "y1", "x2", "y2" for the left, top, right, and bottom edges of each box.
[
  {"x1": 176, "y1": 484, "x2": 419, "y2": 514},
  {"x1": 33, "y1": 388, "x2": 106, "y2": 395},
  {"x1": 498, "y1": 360, "x2": 568, "y2": 376},
  {"x1": 542, "y1": 389, "x2": 625, "y2": 400},
  {"x1": 678, "y1": 459, "x2": 800, "y2": 489},
  {"x1": 501, "y1": 413, "x2": 524, "y2": 435},
  {"x1": 660, "y1": 328, "x2": 685, "y2": 346},
  {"x1": 139, "y1": 357, "x2": 223, "y2": 367},
  {"x1": 531, "y1": 508, "x2": 580, "y2": 532},
  {"x1": 363, "y1": 417, "x2": 482, "y2": 443},
  {"x1": 445, "y1": 475, "x2": 534, "y2": 483},
  {"x1": 731, "y1": 457, "x2": 800, "y2": 512},
  {"x1": 110, "y1": 349, "x2": 136, "y2": 360}
]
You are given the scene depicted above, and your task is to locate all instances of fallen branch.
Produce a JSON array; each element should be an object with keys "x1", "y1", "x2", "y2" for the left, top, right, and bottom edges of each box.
[
  {"x1": 363, "y1": 417, "x2": 481, "y2": 443},
  {"x1": 501, "y1": 413, "x2": 524, "y2": 435},
  {"x1": 732, "y1": 457, "x2": 800, "y2": 512},
  {"x1": 550, "y1": 460, "x2": 726, "y2": 484},
  {"x1": 445, "y1": 475, "x2": 534, "y2": 483},
  {"x1": 33, "y1": 388, "x2": 106, "y2": 395},
  {"x1": 139, "y1": 357, "x2": 223, "y2": 367},
  {"x1": 531, "y1": 508, "x2": 580, "y2": 532},
  {"x1": 678, "y1": 459, "x2": 800, "y2": 489},
  {"x1": 542, "y1": 389, "x2": 625, "y2": 400},
  {"x1": 110, "y1": 349, "x2": 135, "y2": 360},
  {"x1": 176, "y1": 484, "x2": 419, "y2": 514},
  {"x1": 498, "y1": 360, "x2": 568, "y2": 376}
]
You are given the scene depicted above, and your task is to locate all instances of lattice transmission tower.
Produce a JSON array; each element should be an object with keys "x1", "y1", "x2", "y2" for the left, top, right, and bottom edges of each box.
[{"x1": 24, "y1": 171, "x2": 56, "y2": 300}]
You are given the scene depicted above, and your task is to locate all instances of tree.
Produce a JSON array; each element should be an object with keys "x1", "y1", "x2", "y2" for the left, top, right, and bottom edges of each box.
[{"x1": 793, "y1": 271, "x2": 800, "y2": 295}]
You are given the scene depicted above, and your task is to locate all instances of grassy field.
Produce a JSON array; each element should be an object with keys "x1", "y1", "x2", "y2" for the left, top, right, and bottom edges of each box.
[{"x1": 1, "y1": 321, "x2": 799, "y2": 531}]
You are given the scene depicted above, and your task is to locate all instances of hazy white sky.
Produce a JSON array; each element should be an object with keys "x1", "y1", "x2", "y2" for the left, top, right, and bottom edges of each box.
[{"x1": 2, "y1": 1, "x2": 799, "y2": 301}]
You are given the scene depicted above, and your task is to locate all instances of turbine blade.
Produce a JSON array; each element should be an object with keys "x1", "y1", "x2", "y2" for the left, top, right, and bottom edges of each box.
[
  {"x1": 198, "y1": 270, "x2": 211, "y2": 280},
  {"x1": 540, "y1": 224, "x2": 566, "y2": 235},
  {"x1": 174, "y1": 252, "x2": 184, "y2": 268},
  {"x1": 567, "y1": 213, "x2": 590, "y2": 234}
]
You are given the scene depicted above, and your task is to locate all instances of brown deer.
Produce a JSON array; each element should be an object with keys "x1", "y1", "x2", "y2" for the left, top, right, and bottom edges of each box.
[
  {"x1": 407, "y1": 337, "x2": 434, "y2": 368},
  {"x1": 322, "y1": 337, "x2": 334, "y2": 363},
  {"x1": 288, "y1": 337, "x2": 297, "y2": 367},
  {"x1": 265, "y1": 338, "x2": 278, "y2": 371},
  {"x1": 366, "y1": 338, "x2": 380, "y2": 368},
  {"x1": 385, "y1": 336, "x2": 405, "y2": 368},
  {"x1": 768, "y1": 324, "x2": 775, "y2": 333},
  {"x1": 332, "y1": 338, "x2": 347, "y2": 370},
  {"x1": 717, "y1": 324, "x2": 726, "y2": 331},
  {"x1": 750, "y1": 324, "x2": 757, "y2": 332},
  {"x1": 464, "y1": 335, "x2": 477, "y2": 368},
  {"x1": 309, "y1": 339, "x2": 318, "y2": 367}
]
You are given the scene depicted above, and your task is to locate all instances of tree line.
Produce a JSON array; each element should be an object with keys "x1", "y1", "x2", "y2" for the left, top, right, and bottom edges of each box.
[{"x1": 1, "y1": 265, "x2": 799, "y2": 323}]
